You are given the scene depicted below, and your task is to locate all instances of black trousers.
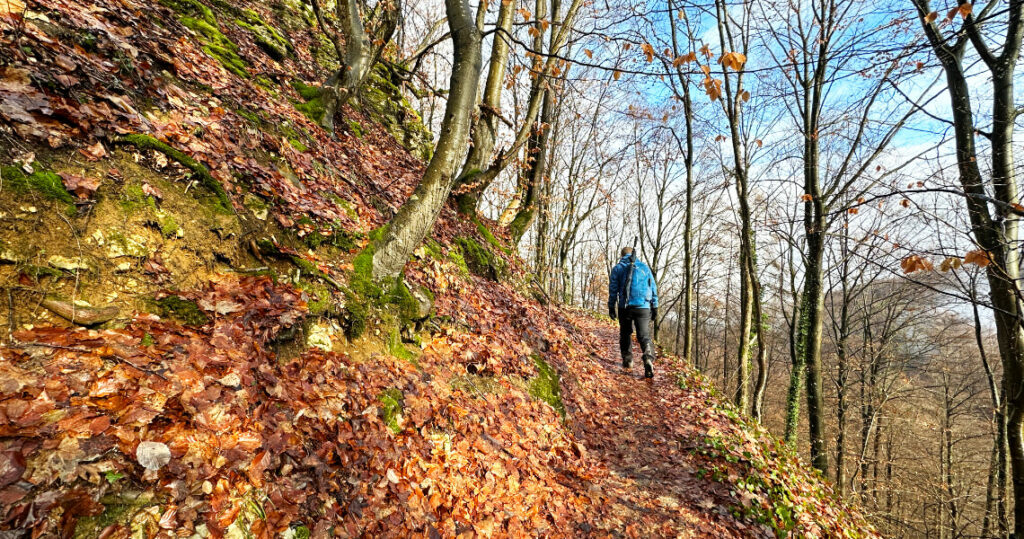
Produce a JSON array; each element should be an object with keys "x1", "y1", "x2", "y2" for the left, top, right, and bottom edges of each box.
[{"x1": 618, "y1": 306, "x2": 654, "y2": 365}]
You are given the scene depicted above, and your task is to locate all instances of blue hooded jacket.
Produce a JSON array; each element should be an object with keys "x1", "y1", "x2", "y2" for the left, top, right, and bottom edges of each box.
[{"x1": 608, "y1": 255, "x2": 658, "y2": 310}]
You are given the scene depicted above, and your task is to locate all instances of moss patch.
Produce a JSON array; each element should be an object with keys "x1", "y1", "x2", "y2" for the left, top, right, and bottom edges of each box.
[
  {"x1": 387, "y1": 328, "x2": 418, "y2": 364},
  {"x1": 291, "y1": 80, "x2": 326, "y2": 123},
  {"x1": 235, "y1": 8, "x2": 291, "y2": 61},
  {"x1": 378, "y1": 388, "x2": 404, "y2": 434},
  {"x1": 160, "y1": 0, "x2": 250, "y2": 78},
  {"x1": 346, "y1": 119, "x2": 365, "y2": 139},
  {"x1": 343, "y1": 228, "x2": 426, "y2": 339},
  {"x1": 455, "y1": 236, "x2": 507, "y2": 281},
  {"x1": 72, "y1": 492, "x2": 157, "y2": 538},
  {"x1": 476, "y1": 221, "x2": 509, "y2": 254},
  {"x1": 113, "y1": 134, "x2": 233, "y2": 213},
  {"x1": 1, "y1": 165, "x2": 74, "y2": 207},
  {"x1": 359, "y1": 64, "x2": 433, "y2": 161},
  {"x1": 529, "y1": 355, "x2": 565, "y2": 418},
  {"x1": 154, "y1": 296, "x2": 210, "y2": 326},
  {"x1": 297, "y1": 280, "x2": 332, "y2": 316}
]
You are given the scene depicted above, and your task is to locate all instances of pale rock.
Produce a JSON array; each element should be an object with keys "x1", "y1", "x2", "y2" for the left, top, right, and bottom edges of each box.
[
  {"x1": 135, "y1": 441, "x2": 171, "y2": 471},
  {"x1": 47, "y1": 255, "x2": 90, "y2": 272}
]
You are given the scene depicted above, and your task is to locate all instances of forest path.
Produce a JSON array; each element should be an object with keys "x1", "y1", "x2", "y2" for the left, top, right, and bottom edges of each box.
[{"x1": 557, "y1": 316, "x2": 771, "y2": 537}]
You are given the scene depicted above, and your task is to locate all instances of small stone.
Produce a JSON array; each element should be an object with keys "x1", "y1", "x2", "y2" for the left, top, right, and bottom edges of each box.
[
  {"x1": 0, "y1": 249, "x2": 22, "y2": 263},
  {"x1": 135, "y1": 441, "x2": 171, "y2": 471},
  {"x1": 47, "y1": 255, "x2": 90, "y2": 272},
  {"x1": 306, "y1": 322, "x2": 334, "y2": 351},
  {"x1": 115, "y1": 262, "x2": 132, "y2": 272},
  {"x1": 217, "y1": 372, "x2": 242, "y2": 388}
]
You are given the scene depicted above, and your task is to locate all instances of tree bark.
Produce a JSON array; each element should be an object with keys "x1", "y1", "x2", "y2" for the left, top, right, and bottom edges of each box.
[
  {"x1": 911, "y1": 0, "x2": 1024, "y2": 531},
  {"x1": 371, "y1": 0, "x2": 482, "y2": 280},
  {"x1": 453, "y1": 0, "x2": 515, "y2": 214},
  {"x1": 319, "y1": 0, "x2": 400, "y2": 131}
]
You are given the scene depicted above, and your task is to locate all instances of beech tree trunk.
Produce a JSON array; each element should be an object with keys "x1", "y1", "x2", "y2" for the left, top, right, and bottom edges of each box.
[
  {"x1": 371, "y1": 0, "x2": 482, "y2": 280},
  {"x1": 911, "y1": 0, "x2": 1024, "y2": 532},
  {"x1": 453, "y1": 0, "x2": 514, "y2": 214}
]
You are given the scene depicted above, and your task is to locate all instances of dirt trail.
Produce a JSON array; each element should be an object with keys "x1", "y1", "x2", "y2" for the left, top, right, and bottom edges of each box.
[{"x1": 557, "y1": 316, "x2": 771, "y2": 537}]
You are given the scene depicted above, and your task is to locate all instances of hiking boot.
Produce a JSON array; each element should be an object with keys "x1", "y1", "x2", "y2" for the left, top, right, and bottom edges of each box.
[
  {"x1": 643, "y1": 361, "x2": 654, "y2": 379},
  {"x1": 622, "y1": 358, "x2": 632, "y2": 369}
]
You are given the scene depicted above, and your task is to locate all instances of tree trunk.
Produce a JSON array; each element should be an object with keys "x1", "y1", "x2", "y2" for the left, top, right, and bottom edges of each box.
[
  {"x1": 453, "y1": 0, "x2": 515, "y2": 214},
  {"x1": 370, "y1": 0, "x2": 482, "y2": 280},
  {"x1": 911, "y1": 0, "x2": 1024, "y2": 530},
  {"x1": 508, "y1": 76, "x2": 556, "y2": 243},
  {"x1": 320, "y1": 0, "x2": 400, "y2": 131}
]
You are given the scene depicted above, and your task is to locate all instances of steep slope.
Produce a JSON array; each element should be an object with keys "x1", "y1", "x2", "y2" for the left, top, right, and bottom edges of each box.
[{"x1": 0, "y1": 0, "x2": 877, "y2": 537}]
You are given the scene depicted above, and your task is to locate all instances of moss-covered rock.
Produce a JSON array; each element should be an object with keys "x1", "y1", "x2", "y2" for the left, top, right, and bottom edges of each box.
[
  {"x1": 360, "y1": 64, "x2": 433, "y2": 161},
  {"x1": 529, "y1": 355, "x2": 565, "y2": 418},
  {"x1": 160, "y1": 0, "x2": 250, "y2": 78},
  {"x1": 291, "y1": 80, "x2": 326, "y2": 124},
  {"x1": 455, "y1": 236, "x2": 507, "y2": 281},
  {"x1": 235, "y1": 8, "x2": 291, "y2": 61}
]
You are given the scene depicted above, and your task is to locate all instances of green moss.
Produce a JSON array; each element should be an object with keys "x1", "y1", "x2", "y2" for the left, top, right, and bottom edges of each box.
[
  {"x1": 326, "y1": 193, "x2": 358, "y2": 219},
  {"x1": 378, "y1": 388, "x2": 404, "y2": 434},
  {"x1": 476, "y1": 221, "x2": 509, "y2": 254},
  {"x1": 24, "y1": 265, "x2": 65, "y2": 280},
  {"x1": 360, "y1": 64, "x2": 433, "y2": 161},
  {"x1": 295, "y1": 97, "x2": 326, "y2": 124},
  {"x1": 298, "y1": 217, "x2": 360, "y2": 251},
  {"x1": 173, "y1": 5, "x2": 250, "y2": 78},
  {"x1": 291, "y1": 526, "x2": 311, "y2": 539},
  {"x1": 1, "y1": 165, "x2": 74, "y2": 206},
  {"x1": 387, "y1": 328, "x2": 418, "y2": 364},
  {"x1": 236, "y1": 108, "x2": 263, "y2": 125},
  {"x1": 423, "y1": 239, "x2": 443, "y2": 260},
  {"x1": 235, "y1": 8, "x2": 291, "y2": 61},
  {"x1": 343, "y1": 292, "x2": 368, "y2": 339},
  {"x1": 529, "y1": 355, "x2": 565, "y2": 418},
  {"x1": 141, "y1": 333, "x2": 155, "y2": 347},
  {"x1": 281, "y1": 123, "x2": 310, "y2": 153},
  {"x1": 346, "y1": 119, "x2": 365, "y2": 139},
  {"x1": 291, "y1": 80, "x2": 322, "y2": 101},
  {"x1": 73, "y1": 492, "x2": 156, "y2": 538},
  {"x1": 297, "y1": 280, "x2": 331, "y2": 316},
  {"x1": 155, "y1": 296, "x2": 210, "y2": 326},
  {"x1": 157, "y1": 211, "x2": 180, "y2": 237},
  {"x1": 119, "y1": 183, "x2": 157, "y2": 214},
  {"x1": 448, "y1": 247, "x2": 470, "y2": 277},
  {"x1": 113, "y1": 134, "x2": 233, "y2": 213},
  {"x1": 455, "y1": 236, "x2": 507, "y2": 281},
  {"x1": 160, "y1": 0, "x2": 215, "y2": 22}
]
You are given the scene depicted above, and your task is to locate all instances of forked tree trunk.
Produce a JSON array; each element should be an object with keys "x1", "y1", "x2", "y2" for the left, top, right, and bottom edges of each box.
[
  {"x1": 371, "y1": 0, "x2": 482, "y2": 280},
  {"x1": 319, "y1": 0, "x2": 400, "y2": 131}
]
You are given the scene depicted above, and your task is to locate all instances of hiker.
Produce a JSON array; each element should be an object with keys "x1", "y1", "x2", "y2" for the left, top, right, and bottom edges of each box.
[{"x1": 608, "y1": 246, "x2": 658, "y2": 378}]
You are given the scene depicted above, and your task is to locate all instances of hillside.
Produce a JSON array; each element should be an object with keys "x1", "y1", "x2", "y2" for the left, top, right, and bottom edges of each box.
[{"x1": 0, "y1": 0, "x2": 876, "y2": 536}]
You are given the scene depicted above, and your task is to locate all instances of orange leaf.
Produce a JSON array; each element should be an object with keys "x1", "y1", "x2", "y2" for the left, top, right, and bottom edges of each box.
[
  {"x1": 584, "y1": 49, "x2": 593, "y2": 59},
  {"x1": 719, "y1": 51, "x2": 747, "y2": 71},
  {"x1": 963, "y1": 249, "x2": 991, "y2": 267},
  {"x1": 800, "y1": 193, "x2": 813, "y2": 202},
  {"x1": 925, "y1": 11, "x2": 938, "y2": 23},
  {"x1": 901, "y1": 254, "x2": 933, "y2": 274}
]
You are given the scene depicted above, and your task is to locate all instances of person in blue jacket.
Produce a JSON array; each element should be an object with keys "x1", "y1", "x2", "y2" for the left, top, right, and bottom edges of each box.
[{"x1": 608, "y1": 246, "x2": 658, "y2": 378}]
